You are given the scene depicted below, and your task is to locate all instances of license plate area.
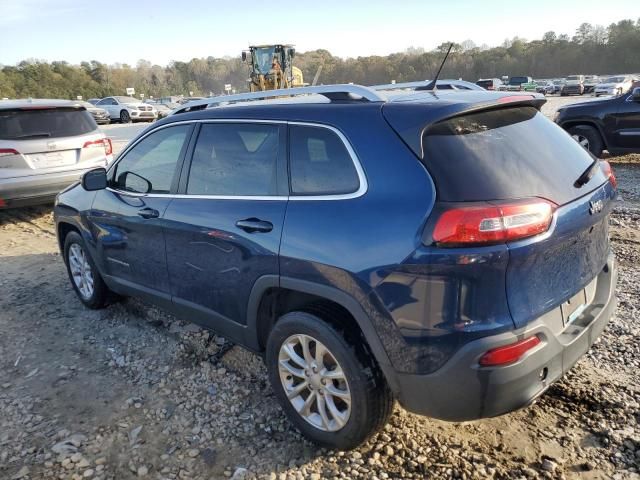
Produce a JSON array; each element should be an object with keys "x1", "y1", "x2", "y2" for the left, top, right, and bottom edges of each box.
[
  {"x1": 561, "y1": 289, "x2": 587, "y2": 326},
  {"x1": 30, "y1": 151, "x2": 77, "y2": 169}
]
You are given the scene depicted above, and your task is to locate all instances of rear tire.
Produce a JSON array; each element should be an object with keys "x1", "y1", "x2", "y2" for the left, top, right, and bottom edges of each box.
[
  {"x1": 568, "y1": 125, "x2": 604, "y2": 158},
  {"x1": 266, "y1": 311, "x2": 394, "y2": 450},
  {"x1": 63, "y1": 231, "x2": 113, "y2": 309},
  {"x1": 120, "y1": 110, "x2": 131, "y2": 123}
]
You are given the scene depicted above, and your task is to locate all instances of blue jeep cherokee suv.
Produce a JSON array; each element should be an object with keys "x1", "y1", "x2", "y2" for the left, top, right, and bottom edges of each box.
[{"x1": 54, "y1": 85, "x2": 618, "y2": 449}]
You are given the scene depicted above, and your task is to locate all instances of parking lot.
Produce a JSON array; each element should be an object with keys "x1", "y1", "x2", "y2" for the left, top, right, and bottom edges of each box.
[{"x1": 1, "y1": 96, "x2": 639, "y2": 480}]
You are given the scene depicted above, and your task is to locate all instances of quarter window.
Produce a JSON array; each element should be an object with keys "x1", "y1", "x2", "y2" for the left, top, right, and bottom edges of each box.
[
  {"x1": 289, "y1": 125, "x2": 359, "y2": 195},
  {"x1": 112, "y1": 125, "x2": 190, "y2": 194},
  {"x1": 186, "y1": 123, "x2": 280, "y2": 196}
]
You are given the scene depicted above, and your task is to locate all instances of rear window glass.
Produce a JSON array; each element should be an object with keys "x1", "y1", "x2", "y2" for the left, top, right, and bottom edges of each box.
[
  {"x1": 476, "y1": 80, "x2": 493, "y2": 88},
  {"x1": 0, "y1": 108, "x2": 97, "y2": 140},
  {"x1": 509, "y1": 77, "x2": 528, "y2": 85},
  {"x1": 422, "y1": 107, "x2": 605, "y2": 205}
]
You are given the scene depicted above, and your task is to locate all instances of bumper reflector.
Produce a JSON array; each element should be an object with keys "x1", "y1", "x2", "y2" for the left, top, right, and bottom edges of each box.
[{"x1": 479, "y1": 335, "x2": 541, "y2": 367}]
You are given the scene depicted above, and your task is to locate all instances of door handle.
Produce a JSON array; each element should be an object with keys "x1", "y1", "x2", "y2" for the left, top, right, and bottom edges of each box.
[
  {"x1": 235, "y1": 218, "x2": 273, "y2": 233},
  {"x1": 138, "y1": 207, "x2": 159, "y2": 219}
]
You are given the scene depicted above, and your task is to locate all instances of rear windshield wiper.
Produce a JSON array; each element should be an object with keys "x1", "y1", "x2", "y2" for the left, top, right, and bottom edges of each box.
[
  {"x1": 574, "y1": 157, "x2": 599, "y2": 188},
  {"x1": 6, "y1": 132, "x2": 52, "y2": 139}
]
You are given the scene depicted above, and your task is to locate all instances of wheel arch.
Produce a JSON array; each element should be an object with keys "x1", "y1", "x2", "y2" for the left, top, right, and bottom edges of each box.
[
  {"x1": 246, "y1": 276, "x2": 400, "y2": 393},
  {"x1": 561, "y1": 120, "x2": 609, "y2": 149}
]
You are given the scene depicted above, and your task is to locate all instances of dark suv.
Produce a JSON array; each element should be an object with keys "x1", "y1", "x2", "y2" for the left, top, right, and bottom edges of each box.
[
  {"x1": 54, "y1": 85, "x2": 618, "y2": 449},
  {"x1": 555, "y1": 84, "x2": 640, "y2": 157}
]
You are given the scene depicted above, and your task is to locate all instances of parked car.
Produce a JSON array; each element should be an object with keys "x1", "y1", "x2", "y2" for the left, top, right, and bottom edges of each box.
[
  {"x1": 95, "y1": 96, "x2": 157, "y2": 123},
  {"x1": 76, "y1": 101, "x2": 110, "y2": 125},
  {"x1": 55, "y1": 85, "x2": 618, "y2": 449},
  {"x1": 555, "y1": 83, "x2": 640, "y2": 157},
  {"x1": 506, "y1": 76, "x2": 534, "y2": 91},
  {"x1": 584, "y1": 75, "x2": 600, "y2": 94},
  {"x1": 594, "y1": 75, "x2": 636, "y2": 97},
  {"x1": 372, "y1": 79, "x2": 485, "y2": 91},
  {"x1": 0, "y1": 99, "x2": 112, "y2": 208},
  {"x1": 476, "y1": 78, "x2": 503, "y2": 90},
  {"x1": 552, "y1": 79, "x2": 566, "y2": 94},
  {"x1": 156, "y1": 96, "x2": 182, "y2": 109},
  {"x1": 150, "y1": 102, "x2": 172, "y2": 119},
  {"x1": 178, "y1": 97, "x2": 205, "y2": 105},
  {"x1": 535, "y1": 80, "x2": 554, "y2": 95},
  {"x1": 561, "y1": 75, "x2": 585, "y2": 96}
]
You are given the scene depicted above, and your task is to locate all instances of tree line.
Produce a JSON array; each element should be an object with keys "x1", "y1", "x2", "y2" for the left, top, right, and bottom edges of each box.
[{"x1": 1, "y1": 19, "x2": 639, "y2": 100}]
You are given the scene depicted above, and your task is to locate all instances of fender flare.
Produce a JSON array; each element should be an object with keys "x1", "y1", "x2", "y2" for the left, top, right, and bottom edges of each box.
[{"x1": 246, "y1": 276, "x2": 400, "y2": 393}]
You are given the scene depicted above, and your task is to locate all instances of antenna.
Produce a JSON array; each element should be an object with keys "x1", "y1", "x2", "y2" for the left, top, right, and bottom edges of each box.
[{"x1": 417, "y1": 43, "x2": 454, "y2": 91}]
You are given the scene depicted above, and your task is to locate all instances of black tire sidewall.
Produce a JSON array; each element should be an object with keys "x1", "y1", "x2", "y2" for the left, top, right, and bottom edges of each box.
[
  {"x1": 120, "y1": 110, "x2": 131, "y2": 123},
  {"x1": 568, "y1": 125, "x2": 603, "y2": 158},
  {"x1": 266, "y1": 312, "x2": 379, "y2": 449},
  {"x1": 63, "y1": 231, "x2": 107, "y2": 309}
]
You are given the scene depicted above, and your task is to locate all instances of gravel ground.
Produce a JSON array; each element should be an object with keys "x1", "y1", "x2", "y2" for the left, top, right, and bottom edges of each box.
[{"x1": 1, "y1": 109, "x2": 639, "y2": 480}]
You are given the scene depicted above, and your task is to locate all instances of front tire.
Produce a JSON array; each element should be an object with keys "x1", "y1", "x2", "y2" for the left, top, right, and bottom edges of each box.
[
  {"x1": 568, "y1": 125, "x2": 604, "y2": 158},
  {"x1": 63, "y1": 231, "x2": 112, "y2": 309},
  {"x1": 266, "y1": 311, "x2": 394, "y2": 450},
  {"x1": 120, "y1": 110, "x2": 131, "y2": 123}
]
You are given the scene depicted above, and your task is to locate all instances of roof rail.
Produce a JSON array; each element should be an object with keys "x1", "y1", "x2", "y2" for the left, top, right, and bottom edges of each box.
[{"x1": 173, "y1": 84, "x2": 386, "y2": 114}]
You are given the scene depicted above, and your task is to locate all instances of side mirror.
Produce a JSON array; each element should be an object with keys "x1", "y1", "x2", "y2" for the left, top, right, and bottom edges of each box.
[
  {"x1": 290, "y1": 48, "x2": 296, "y2": 58},
  {"x1": 241, "y1": 51, "x2": 247, "y2": 62},
  {"x1": 81, "y1": 167, "x2": 107, "y2": 191},
  {"x1": 632, "y1": 87, "x2": 640, "y2": 101},
  {"x1": 118, "y1": 171, "x2": 152, "y2": 194}
]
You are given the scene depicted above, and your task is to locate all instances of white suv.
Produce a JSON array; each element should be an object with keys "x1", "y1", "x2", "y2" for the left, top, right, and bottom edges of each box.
[{"x1": 0, "y1": 99, "x2": 113, "y2": 208}]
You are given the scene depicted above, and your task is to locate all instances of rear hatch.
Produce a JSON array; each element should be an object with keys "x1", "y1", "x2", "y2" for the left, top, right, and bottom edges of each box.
[
  {"x1": 0, "y1": 106, "x2": 109, "y2": 178},
  {"x1": 384, "y1": 102, "x2": 616, "y2": 328}
]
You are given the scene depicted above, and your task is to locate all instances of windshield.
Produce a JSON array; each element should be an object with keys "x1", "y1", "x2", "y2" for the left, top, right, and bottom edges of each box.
[
  {"x1": 252, "y1": 47, "x2": 277, "y2": 75},
  {"x1": 566, "y1": 76, "x2": 581, "y2": 81},
  {"x1": 605, "y1": 76, "x2": 625, "y2": 83},
  {"x1": 114, "y1": 96, "x2": 139, "y2": 104},
  {"x1": 508, "y1": 77, "x2": 528, "y2": 85}
]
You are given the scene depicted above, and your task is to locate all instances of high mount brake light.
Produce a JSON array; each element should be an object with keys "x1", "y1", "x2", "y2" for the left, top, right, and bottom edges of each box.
[
  {"x1": 0, "y1": 148, "x2": 19, "y2": 157},
  {"x1": 479, "y1": 336, "x2": 541, "y2": 367},
  {"x1": 600, "y1": 160, "x2": 617, "y2": 189},
  {"x1": 497, "y1": 95, "x2": 535, "y2": 103},
  {"x1": 83, "y1": 138, "x2": 112, "y2": 156},
  {"x1": 433, "y1": 199, "x2": 556, "y2": 246}
]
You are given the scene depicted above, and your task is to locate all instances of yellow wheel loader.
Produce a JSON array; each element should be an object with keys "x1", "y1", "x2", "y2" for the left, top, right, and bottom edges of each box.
[{"x1": 242, "y1": 44, "x2": 304, "y2": 92}]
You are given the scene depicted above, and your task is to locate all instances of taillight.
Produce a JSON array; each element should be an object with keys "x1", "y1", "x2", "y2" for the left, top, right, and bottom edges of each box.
[
  {"x1": 0, "y1": 148, "x2": 19, "y2": 157},
  {"x1": 83, "y1": 138, "x2": 112, "y2": 156},
  {"x1": 433, "y1": 199, "x2": 556, "y2": 247},
  {"x1": 479, "y1": 335, "x2": 541, "y2": 367},
  {"x1": 600, "y1": 160, "x2": 617, "y2": 189}
]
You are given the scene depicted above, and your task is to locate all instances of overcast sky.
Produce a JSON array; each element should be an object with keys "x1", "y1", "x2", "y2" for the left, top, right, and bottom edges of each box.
[{"x1": 0, "y1": 0, "x2": 637, "y2": 66}]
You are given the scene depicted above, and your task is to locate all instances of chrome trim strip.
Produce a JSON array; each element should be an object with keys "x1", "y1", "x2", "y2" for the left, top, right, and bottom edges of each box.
[
  {"x1": 618, "y1": 131, "x2": 640, "y2": 136},
  {"x1": 108, "y1": 120, "x2": 367, "y2": 202}
]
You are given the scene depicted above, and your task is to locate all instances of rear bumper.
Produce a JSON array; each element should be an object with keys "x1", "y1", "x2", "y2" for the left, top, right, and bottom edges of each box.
[
  {"x1": 396, "y1": 251, "x2": 617, "y2": 421},
  {"x1": 0, "y1": 168, "x2": 94, "y2": 209}
]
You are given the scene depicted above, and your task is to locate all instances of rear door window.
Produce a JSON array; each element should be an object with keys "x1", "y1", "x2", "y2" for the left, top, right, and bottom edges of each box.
[
  {"x1": 289, "y1": 125, "x2": 360, "y2": 195},
  {"x1": 112, "y1": 125, "x2": 191, "y2": 194},
  {"x1": 186, "y1": 123, "x2": 281, "y2": 196},
  {"x1": 0, "y1": 108, "x2": 97, "y2": 140},
  {"x1": 421, "y1": 107, "x2": 606, "y2": 205}
]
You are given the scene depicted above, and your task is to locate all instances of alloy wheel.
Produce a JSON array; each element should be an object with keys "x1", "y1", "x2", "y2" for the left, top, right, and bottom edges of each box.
[
  {"x1": 278, "y1": 334, "x2": 351, "y2": 432},
  {"x1": 68, "y1": 243, "x2": 94, "y2": 299},
  {"x1": 571, "y1": 134, "x2": 590, "y2": 150}
]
